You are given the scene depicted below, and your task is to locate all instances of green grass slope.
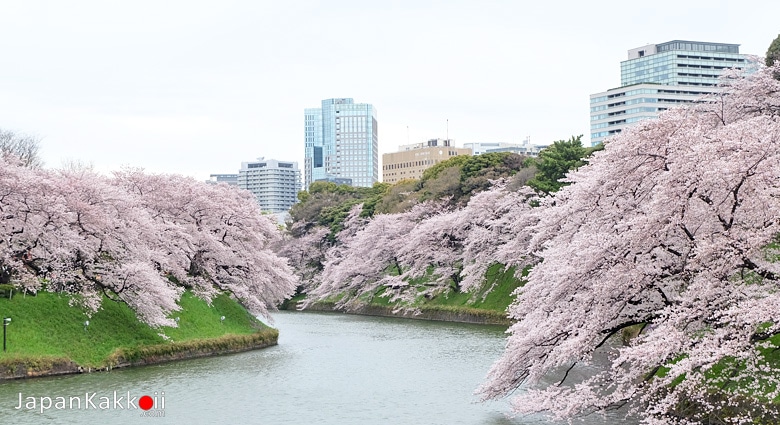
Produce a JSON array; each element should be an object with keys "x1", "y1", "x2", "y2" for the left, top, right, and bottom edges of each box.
[{"x1": 0, "y1": 291, "x2": 273, "y2": 370}]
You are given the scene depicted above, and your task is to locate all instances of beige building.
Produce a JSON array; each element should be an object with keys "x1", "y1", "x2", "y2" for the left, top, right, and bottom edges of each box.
[{"x1": 382, "y1": 139, "x2": 472, "y2": 184}]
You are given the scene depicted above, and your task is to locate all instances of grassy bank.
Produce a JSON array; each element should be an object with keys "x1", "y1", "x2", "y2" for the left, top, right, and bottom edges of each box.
[{"x1": 0, "y1": 290, "x2": 274, "y2": 375}]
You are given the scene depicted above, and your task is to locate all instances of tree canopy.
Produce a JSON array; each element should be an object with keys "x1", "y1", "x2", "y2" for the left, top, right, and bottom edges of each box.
[
  {"x1": 0, "y1": 161, "x2": 297, "y2": 326},
  {"x1": 288, "y1": 181, "x2": 390, "y2": 237},
  {"x1": 767, "y1": 33, "x2": 780, "y2": 67},
  {"x1": 0, "y1": 128, "x2": 43, "y2": 169},
  {"x1": 479, "y1": 62, "x2": 780, "y2": 423},
  {"x1": 526, "y1": 135, "x2": 602, "y2": 195},
  {"x1": 289, "y1": 151, "x2": 534, "y2": 236},
  {"x1": 304, "y1": 182, "x2": 540, "y2": 310}
]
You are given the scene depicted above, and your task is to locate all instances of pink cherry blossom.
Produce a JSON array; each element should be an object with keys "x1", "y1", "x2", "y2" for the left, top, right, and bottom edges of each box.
[
  {"x1": 0, "y1": 162, "x2": 296, "y2": 326},
  {"x1": 479, "y1": 62, "x2": 780, "y2": 423}
]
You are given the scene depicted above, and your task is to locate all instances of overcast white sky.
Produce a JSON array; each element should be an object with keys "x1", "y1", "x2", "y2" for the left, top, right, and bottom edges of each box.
[{"x1": 0, "y1": 0, "x2": 776, "y2": 180}]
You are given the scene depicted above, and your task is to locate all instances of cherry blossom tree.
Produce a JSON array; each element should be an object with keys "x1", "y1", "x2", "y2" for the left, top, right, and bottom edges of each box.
[
  {"x1": 0, "y1": 163, "x2": 182, "y2": 326},
  {"x1": 478, "y1": 63, "x2": 780, "y2": 424},
  {"x1": 0, "y1": 161, "x2": 296, "y2": 326},
  {"x1": 275, "y1": 222, "x2": 330, "y2": 292},
  {"x1": 306, "y1": 185, "x2": 541, "y2": 309},
  {"x1": 0, "y1": 129, "x2": 43, "y2": 168},
  {"x1": 450, "y1": 184, "x2": 540, "y2": 293},
  {"x1": 111, "y1": 168, "x2": 297, "y2": 320},
  {"x1": 389, "y1": 183, "x2": 540, "y2": 297},
  {"x1": 307, "y1": 203, "x2": 435, "y2": 309}
]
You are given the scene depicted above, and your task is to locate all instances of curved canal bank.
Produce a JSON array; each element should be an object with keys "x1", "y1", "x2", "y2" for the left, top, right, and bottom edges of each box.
[
  {"x1": 0, "y1": 329, "x2": 278, "y2": 380},
  {"x1": 295, "y1": 300, "x2": 511, "y2": 326},
  {"x1": 0, "y1": 291, "x2": 276, "y2": 381}
]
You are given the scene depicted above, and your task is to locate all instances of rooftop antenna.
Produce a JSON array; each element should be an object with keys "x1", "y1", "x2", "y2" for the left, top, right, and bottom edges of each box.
[{"x1": 446, "y1": 119, "x2": 449, "y2": 142}]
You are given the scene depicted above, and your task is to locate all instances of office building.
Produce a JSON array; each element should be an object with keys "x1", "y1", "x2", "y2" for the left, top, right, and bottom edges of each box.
[
  {"x1": 464, "y1": 139, "x2": 545, "y2": 157},
  {"x1": 590, "y1": 40, "x2": 749, "y2": 146},
  {"x1": 206, "y1": 174, "x2": 239, "y2": 186},
  {"x1": 304, "y1": 98, "x2": 378, "y2": 189},
  {"x1": 237, "y1": 158, "x2": 301, "y2": 213},
  {"x1": 382, "y1": 139, "x2": 471, "y2": 184},
  {"x1": 316, "y1": 177, "x2": 353, "y2": 185}
]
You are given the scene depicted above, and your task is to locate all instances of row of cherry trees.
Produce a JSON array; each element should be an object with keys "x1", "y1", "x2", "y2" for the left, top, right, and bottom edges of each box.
[
  {"x1": 0, "y1": 160, "x2": 296, "y2": 327},
  {"x1": 282, "y1": 63, "x2": 780, "y2": 423},
  {"x1": 282, "y1": 182, "x2": 541, "y2": 311}
]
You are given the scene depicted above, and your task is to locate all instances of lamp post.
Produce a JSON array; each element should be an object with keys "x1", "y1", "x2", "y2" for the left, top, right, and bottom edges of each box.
[{"x1": 3, "y1": 317, "x2": 11, "y2": 352}]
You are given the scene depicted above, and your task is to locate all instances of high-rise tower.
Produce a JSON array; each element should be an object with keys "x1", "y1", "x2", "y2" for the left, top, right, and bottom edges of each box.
[{"x1": 304, "y1": 98, "x2": 378, "y2": 189}]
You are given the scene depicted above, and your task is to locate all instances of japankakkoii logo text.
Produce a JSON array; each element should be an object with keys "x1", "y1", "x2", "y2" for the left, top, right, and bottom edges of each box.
[{"x1": 14, "y1": 391, "x2": 165, "y2": 417}]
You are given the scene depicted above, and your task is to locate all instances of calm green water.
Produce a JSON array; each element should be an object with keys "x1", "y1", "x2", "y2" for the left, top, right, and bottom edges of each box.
[{"x1": 0, "y1": 311, "x2": 631, "y2": 424}]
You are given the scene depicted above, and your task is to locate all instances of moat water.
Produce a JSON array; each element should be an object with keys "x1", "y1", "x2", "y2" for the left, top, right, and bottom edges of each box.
[{"x1": 0, "y1": 311, "x2": 634, "y2": 424}]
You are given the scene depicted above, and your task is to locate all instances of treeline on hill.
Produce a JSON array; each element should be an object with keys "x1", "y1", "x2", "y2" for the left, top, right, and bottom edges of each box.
[
  {"x1": 288, "y1": 135, "x2": 601, "y2": 239},
  {"x1": 278, "y1": 135, "x2": 601, "y2": 301}
]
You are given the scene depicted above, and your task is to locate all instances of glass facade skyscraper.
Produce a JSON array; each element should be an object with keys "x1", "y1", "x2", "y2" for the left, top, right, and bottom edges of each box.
[
  {"x1": 304, "y1": 98, "x2": 378, "y2": 189},
  {"x1": 620, "y1": 40, "x2": 742, "y2": 87},
  {"x1": 590, "y1": 40, "x2": 749, "y2": 146}
]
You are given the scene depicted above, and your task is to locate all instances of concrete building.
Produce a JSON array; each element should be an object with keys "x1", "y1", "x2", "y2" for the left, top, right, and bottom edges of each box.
[
  {"x1": 304, "y1": 98, "x2": 378, "y2": 189},
  {"x1": 463, "y1": 140, "x2": 545, "y2": 156},
  {"x1": 237, "y1": 158, "x2": 301, "y2": 213},
  {"x1": 382, "y1": 139, "x2": 471, "y2": 184},
  {"x1": 590, "y1": 40, "x2": 750, "y2": 146},
  {"x1": 206, "y1": 174, "x2": 238, "y2": 186},
  {"x1": 315, "y1": 177, "x2": 353, "y2": 186}
]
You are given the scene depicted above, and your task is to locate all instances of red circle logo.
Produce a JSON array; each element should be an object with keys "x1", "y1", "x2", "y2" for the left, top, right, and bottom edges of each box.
[{"x1": 139, "y1": 395, "x2": 154, "y2": 410}]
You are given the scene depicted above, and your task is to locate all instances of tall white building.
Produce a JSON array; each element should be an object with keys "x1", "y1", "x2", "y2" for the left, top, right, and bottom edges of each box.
[
  {"x1": 237, "y1": 158, "x2": 301, "y2": 213},
  {"x1": 590, "y1": 40, "x2": 749, "y2": 146}
]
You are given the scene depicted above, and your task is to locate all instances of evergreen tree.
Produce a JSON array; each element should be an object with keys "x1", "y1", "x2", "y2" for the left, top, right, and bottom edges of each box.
[
  {"x1": 527, "y1": 135, "x2": 597, "y2": 195},
  {"x1": 766, "y1": 33, "x2": 780, "y2": 67}
]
